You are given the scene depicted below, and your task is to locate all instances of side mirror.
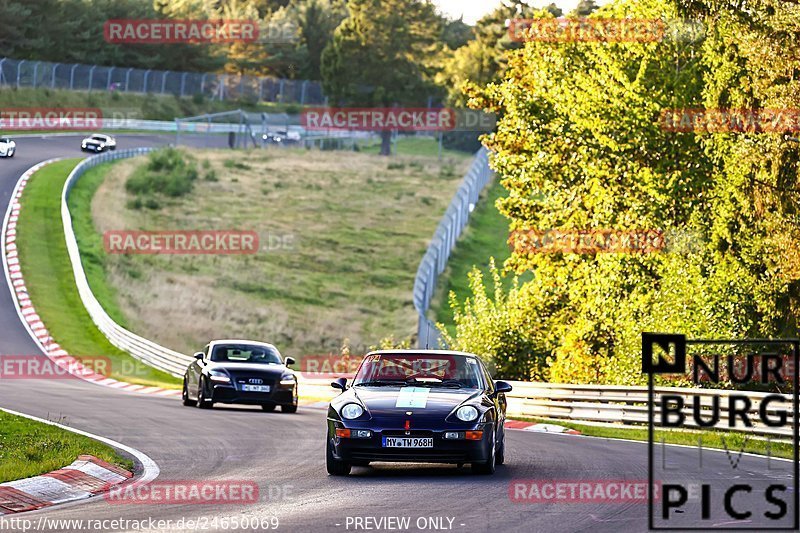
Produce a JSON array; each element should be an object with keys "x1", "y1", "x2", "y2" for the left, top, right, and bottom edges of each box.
[
  {"x1": 284, "y1": 356, "x2": 296, "y2": 367},
  {"x1": 193, "y1": 352, "x2": 204, "y2": 360},
  {"x1": 495, "y1": 380, "x2": 512, "y2": 394},
  {"x1": 331, "y1": 377, "x2": 347, "y2": 391}
]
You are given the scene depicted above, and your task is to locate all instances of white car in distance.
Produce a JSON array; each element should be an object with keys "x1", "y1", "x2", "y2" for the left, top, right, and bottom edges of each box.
[{"x1": 0, "y1": 137, "x2": 16, "y2": 158}]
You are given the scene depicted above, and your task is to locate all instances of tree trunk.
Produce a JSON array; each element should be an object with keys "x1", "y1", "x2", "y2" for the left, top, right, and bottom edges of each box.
[{"x1": 380, "y1": 130, "x2": 392, "y2": 156}]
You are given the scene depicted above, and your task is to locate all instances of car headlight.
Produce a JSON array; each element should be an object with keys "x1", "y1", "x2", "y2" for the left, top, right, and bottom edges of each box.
[
  {"x1": 456, "y1": 405, "x2": 479, "y2": 422},
  {"x1": 341, "y1": 403, "x2": 364, "y2": 420},
  {"x1": 208, "y1": 370, "x2": 230, "y2": 383},
  {"x1": 280, "y1": 373, "x2": 295, "y2": 385}
]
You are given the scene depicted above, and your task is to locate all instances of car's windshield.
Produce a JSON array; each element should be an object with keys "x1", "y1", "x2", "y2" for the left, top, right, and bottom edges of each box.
[
  {"x1": 210, "y1": 344, "x2": 282, "y2": 364},
  {"x1": 353, "y1": 353, "x2": 484, "y2": 389},
  {"x1": 0, "y1": 138, "x2": 9, "y2": 143},
  {"x1": 91, "y1": 135, "x2": 106, "y2": 141}
]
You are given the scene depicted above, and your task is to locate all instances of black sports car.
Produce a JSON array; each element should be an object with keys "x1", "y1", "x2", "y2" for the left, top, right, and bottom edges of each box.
[
  {"x1": 326, "y1": 350, "x2": 512, "y2": 476},
  {"x1": 182, "y1": 340, "x2": 298, "y2": 412}
]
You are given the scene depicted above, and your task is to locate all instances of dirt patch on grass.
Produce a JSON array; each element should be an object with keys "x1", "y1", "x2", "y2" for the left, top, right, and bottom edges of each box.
[{"x1": 89, "y1": 146, "x2": 469, "y2": 357}]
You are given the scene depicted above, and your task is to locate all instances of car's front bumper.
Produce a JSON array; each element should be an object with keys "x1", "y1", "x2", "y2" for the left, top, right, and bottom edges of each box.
[
  {"x1": 209, "y1": 382, "x2": 297, "y2": 406},
  {"x1": 327, "y1": 421, "x2": 493, "y2": 464}
]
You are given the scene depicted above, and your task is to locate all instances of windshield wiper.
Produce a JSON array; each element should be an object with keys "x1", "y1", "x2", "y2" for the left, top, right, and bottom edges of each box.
[
  {"x1": 354, "y1": 381, "x2": 405, "y2": 387},
  {"x1": 413, "y1": 381, "x2": 463, "y2": 388}
]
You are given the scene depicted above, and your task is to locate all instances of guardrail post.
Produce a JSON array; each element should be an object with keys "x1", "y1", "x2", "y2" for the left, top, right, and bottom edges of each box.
[
  {"x1": 50, "y1": 62, "x2": 58, "y2": 88},
  {"x1": 107, "y1": 67, "x2": 114, "y2": 90},
  {"x1": 125, "y1": 68, "x2": 132, "y2": 92},
  {"x1": 32, "y1": 61, "x2": 38, "y2": 89},
  {"x1": 179, "y1": 72, "x2": 187, "y2": 97}
]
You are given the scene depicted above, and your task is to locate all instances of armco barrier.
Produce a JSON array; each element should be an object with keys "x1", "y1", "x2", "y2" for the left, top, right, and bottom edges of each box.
[
  {"x1": 62, "y1": 148, "x2": 193, "y2": 377},
  {"x1": 301, "y1": 377, "x2": 794, "y2": 438},
  {"x1": 413, "y1": 147, "x2": 493, "y2": 348}
]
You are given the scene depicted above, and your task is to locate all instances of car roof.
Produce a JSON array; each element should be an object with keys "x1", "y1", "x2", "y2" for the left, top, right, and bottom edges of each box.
[{"x1": 366, "y1": 349, "x2": 481, "y2": 358}]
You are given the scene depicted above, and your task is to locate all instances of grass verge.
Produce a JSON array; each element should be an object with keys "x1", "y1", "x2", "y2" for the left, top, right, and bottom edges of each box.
[
  {"x1": 0, "y1": 410, "x2": 133, "y2": 483},
  {"x1": 512, "y1": 416, "x2": 794, "y2": 460},
  {"x1": 430, "y1": 179, "x2": 532, "y2": 334},
  {"x1": 15, "y1": 159, "x2": 180, "y2": 388},
  {"x1": 79, "y1": 144, "x2": 470, "y2": 357}
]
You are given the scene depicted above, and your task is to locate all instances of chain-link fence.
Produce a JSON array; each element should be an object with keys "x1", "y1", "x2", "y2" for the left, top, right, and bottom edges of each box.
[{"x1": 0, "y1": 56, "x2": 325, "y2": 105}]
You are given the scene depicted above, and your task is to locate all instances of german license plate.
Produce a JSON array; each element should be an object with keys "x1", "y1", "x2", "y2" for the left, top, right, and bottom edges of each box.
[
  {"x1": 382, "y1": 436, "x2": 433, "y2": 448},
  {"x1": 241, "y1": 384, "x2": 270, "y2": 392}
]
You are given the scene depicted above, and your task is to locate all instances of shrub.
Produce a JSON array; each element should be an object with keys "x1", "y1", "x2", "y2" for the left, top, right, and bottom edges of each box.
[{"x1": 125, "y1": 147, "x2": 198, "y2": 203}]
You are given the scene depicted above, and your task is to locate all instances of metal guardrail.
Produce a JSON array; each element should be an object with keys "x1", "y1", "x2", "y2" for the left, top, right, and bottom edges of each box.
[
  {"x1": 0, "y1": 56, "x2": 325, "y2": 104},
  {"x1": 299, "y1": 378, "x2": 794, "y2": 437},
  {"x1": 505, "y1": 381, "x2": 794, "y2": 438},
  {"x1": 412, "y1": 147, "x2": 493, "y2": 348},
  {"x1": 61, "y1": 148, "x2": 193, "y2": 377}
]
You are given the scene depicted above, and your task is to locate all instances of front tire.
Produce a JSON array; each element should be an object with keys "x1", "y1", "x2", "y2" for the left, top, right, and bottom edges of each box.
[
  {"x1": 182, "y1": 378, "x2": 196, "y2": 407},
  {"x1": 197, "y1": 377, "x2": 213, "y2": 409},
  {"x1": 326, "y1": 440, "x2": 351, "y2": 476},
  {"x1": 281, "y1": 403, "x2": 298, "y2": 413},
  {"x1": 261, "y1": 404, "x2": 276, "y2": 412},
  {"x1": 472, "y1": 435, "x2": 496, "y2": 475},
  {"x1": 496, "y1": 428, "x2": 505, "y2": 465}
]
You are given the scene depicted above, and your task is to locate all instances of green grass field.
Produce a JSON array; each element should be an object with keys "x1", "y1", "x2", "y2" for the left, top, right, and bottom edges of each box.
[
  {"x1": 0, "y1": 410, "x2": 133, "y2": 483},
  {"x1": 75, "y1": 140, "x2": 470, "y2": 359},
  {"x1": 15, "y1": 159, "x2": 180, "y2": 389}
]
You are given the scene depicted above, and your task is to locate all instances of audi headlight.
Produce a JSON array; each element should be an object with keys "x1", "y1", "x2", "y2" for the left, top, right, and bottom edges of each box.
[
  {"x1": 280, "y1": 374, "x2": 295, "y2": 385},
  {"x1": 208, "y1": 370, "x2": 230, "y2": 383},
  {"x1": 341, "y1": 403, "x2": 364, "y2": 420},
  {"x1": 456, "y1": 405, "x2": 479, "y2": 422}
]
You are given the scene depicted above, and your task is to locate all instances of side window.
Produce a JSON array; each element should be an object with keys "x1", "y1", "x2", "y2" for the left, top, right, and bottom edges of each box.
[
  {"x1": 481, "y1": 364, "x2": 494, "y2": 392},
  {"x1": 203, "y1": 344, "x2": 210, "y2": 358}
]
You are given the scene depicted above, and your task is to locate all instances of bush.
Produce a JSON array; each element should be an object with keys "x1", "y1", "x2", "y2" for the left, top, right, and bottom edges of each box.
[
  {"x1": 439, "y1": 259, "x2": 554, "y2": 381},
  {"x1": 125, "y1": 147, "x2": 198, "y2": 203}
]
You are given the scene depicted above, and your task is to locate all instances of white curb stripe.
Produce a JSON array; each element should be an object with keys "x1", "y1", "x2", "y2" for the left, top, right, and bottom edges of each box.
[{"x1": 5, "y1": 477, "x2": 91, "y2": 505}]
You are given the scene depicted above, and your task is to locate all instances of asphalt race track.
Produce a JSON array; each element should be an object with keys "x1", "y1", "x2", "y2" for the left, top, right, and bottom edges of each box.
[{"x1": 0, "y1": 135, "x2": 794, "y2": 532}]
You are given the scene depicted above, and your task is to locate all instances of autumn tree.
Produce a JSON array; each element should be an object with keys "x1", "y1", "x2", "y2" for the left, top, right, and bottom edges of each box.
[{"x1": 320, "y1": 0, "x2": 443, "y2": 155}]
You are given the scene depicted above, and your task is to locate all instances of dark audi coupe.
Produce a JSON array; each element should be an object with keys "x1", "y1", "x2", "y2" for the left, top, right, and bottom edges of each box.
[
  {"x1": 183, "y1": 340, "x2": 298, "y2": 412},
  {"x1": 326, "y1": 350, "x2": 512, "y2": 475}
]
